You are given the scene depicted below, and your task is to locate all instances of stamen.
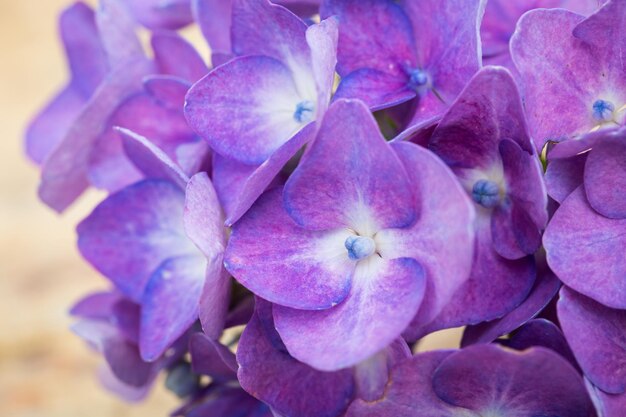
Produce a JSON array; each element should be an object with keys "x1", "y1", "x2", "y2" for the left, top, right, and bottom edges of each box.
[
  {"x1": 345, "y1": 235, "x2": 376, "y2": 261},
  {"x1": 592, "y1": 99, "x2": 615, "y2": 122},
  {"x1": 471, "y1": 179, "x2": 501, "y2": 208},
  {"x1": 294, "y1": 100, "x2": 315, "y2": 124},
  {"x1": 407, "y1": 68, "x2": 431, "y2": 94}
]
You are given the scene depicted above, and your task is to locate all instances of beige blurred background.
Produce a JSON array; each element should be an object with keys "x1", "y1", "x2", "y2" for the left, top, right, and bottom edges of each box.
[{"x1": 0, "y1": 1, "x2": 460, "y2": 416}]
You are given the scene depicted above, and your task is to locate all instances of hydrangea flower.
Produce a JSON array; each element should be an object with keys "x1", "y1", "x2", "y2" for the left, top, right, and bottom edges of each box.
[
  {"x1": 225, "y1": 98, "x2": 475, "y2": 370},
  {"x1": 24, "y1": 0, "x2": 626, "y2": 414},
  {"x1": 77, "y1": 148, "x2": 228, "y2": 361},
  {"x1": 322, "y1": 0, "x2": 486, "y2": 130},
  {"x1": 405, "y1": 66, "x2": 547, "y2": 339},
  {"x1": 186, "y1": 0, "x2": 337, "y2": 224},
  {"x1": 511, "y1": 0, "x2": 626, "y2": 151},
  {"x1": 544, "y1": 128, "x2": 626, "y2": 309},
  {"x1": 70, "y1": 291, "x2": 188, "y2": 401},
  {"x1": 346, "y1": 344, "x2": 595, "y2": 417},
  {"x1": 481, "y1": 0, "x2": 600, "y2": 68}
]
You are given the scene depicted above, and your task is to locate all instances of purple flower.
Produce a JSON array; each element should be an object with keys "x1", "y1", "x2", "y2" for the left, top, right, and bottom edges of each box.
[
  {"x1": 322, "y1": 0, "x2": 485, "y2": 130},
  {"x1": 186, "y1": 0, "x2": 338, "y2": 224},
  {"x1": 71, "y1": 291, "x2": 186, "y2": 401},
  {"x1": 544, "y1": 129, "x2": 626, "y2": 309},
  {"x1": 77, "y1": 166, "x2": 229, "y2": 361},
  {"x1": 481, "y1": 0, "x2": 600, "y2": 68},
  {"x1": 511, "y1": 0, "x2": 626, "y2": 151},
  {"x1": 405, "y1": 66, "x2": 547, "y2": 340},
  {"x1": 558, "y1": 287, "x2": 626, "y2": 395},
  {"x1": 236, "y1": 298, "x2": 355, "y2": 416},
  {"x1": 347, "y1": 344, "x2": 595, "y2": 417},
  {"x1": 192, "y1": 0, "x2": 321, "y2": 64},
  {"x1": 123, "y1": 0, "x2": 194, "y2": 30},
  {"x1": 225, "y1": 99, "x2": 475, "y2": 370},
  {"x1": 462, "y1": 262, "x2": 561, "y2": 346}
]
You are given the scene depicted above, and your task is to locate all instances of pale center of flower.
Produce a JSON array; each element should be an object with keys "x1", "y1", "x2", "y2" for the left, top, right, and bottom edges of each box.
[
  {"x1": 293, "y1": 100, "x2": 315, "y2": 124},
  {"x1": 345, "y1": 235, "x2": 376, "y2": 261},
  {"x1": 471, "y1": 179, "x2": 501, "y2": 208},
  {"x1": 592, "y1": 99, "x2": 616, "y2": 122}
]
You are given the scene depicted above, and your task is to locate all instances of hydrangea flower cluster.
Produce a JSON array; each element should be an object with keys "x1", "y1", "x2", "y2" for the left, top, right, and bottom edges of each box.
[{"x1": 27, "y1": 0, "x2": 625, "y2": 415}]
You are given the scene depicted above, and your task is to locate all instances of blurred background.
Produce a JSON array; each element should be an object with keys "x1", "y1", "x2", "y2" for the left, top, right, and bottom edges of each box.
[{"x1": 0, "y1": 1, "x2": 460, "y2": 416}]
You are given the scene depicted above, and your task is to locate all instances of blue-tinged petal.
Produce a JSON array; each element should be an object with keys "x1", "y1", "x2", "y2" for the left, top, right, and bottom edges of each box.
[
  {"x1": 237, "y1": 299, "x2": 354, "y2": 417},
  {"x1": 274, "y1": 257, "x2": 425, "y2": 371},
  {"x1": 335, "y1": 69, "x2": 416, "y2": 111},
  {"x1": 151, "y1": 31, "x2": 208, "y2": 82},
  {"x1": 77, "y1": 180, "x2": 196, "y2": 302},
  {"x1": 544, "y1": 186, "x2": 626, "y2": 309},
  {"x1": 558, "y1": 287, "x2": 626, "y2": 394},
  {"x1": 140, "y1": 254, "x2": 206, "y2": 361},
  {"x1": 284, "y1": 99, "x2": 415, "y2": 231},
  {"x1": 225, "y1": 188, "x2": 354, "y2": 310},
  {"x1": 124, "y1": 0, "x2": 193, "y2": 30},
  {"x1": 376, "y1": 141, "x2": 475, "y2": 330},
  {"x1": 584, "y1": 136, "x2": 626, "y2": 219},
  {"x1": 433, "y1": 345, "x2": 595, "y2": 417},
  {"x1": 185, "y1": 55, "x2": 310, "y2": 165}
]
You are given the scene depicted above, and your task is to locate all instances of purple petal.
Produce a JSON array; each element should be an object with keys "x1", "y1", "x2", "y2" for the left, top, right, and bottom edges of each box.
[
  {"x1": 231, "y1": 0, "x2": 308, "y2": 64},
  {"x1": 493, "y1": 138, "x2": 547, "y2": 258},
  {"x1": 25, "y1": 2, "x2": 108, "y2": 165},
  {"x1": 510, "y1": 8, "x2": 609, "y2": 150},
  {"x1": 97, "y1": 0, "x2": 145, "y2": 66},
  {"x1": 377, "y1": 141, "x2": 475, "y2": 329},
  {"x1": 70, "y1": 291, "x2": 124, "y2": 319},
  {"x1": 189, "y1": 332, "x2": 237, "y2": 381},
  {"x1": 151, "y1": 32, "x2": 208, "y2": 82},
  {"x1": 39, "y1": 58, "x2": 153, "y2": 211},
  {"x1": 98, "y1": 365, "x2": 151, "y2": 402},
  {"x1": 590, "y1": 385, "x2": 626, "y2": 417},
  {"x1": 544, "y1": 186, "x2": 626, "y2": 309},
  {"x1": 573, "y1": 0, "x2": 626, "y2": 86},
  {"x1": 401, "y1": 0, "x2": 485, "y2": 125},
  {"x1": 237, "y1": 299, "x2": 354, "y2": 417},
  {"x1": 183, "y1": 172, "x2": 225, "y2": 258},
  {"x1": 429, "y1": 67, "x2": 533, "y2": 171},
  {"x1": 124, "y1": 0, "x2": 193, "y2": 30},
  {"x1": 274, "y1": 257, "x2": 426, "y2": 371},
  {"x1": 284, "y1": 99, "x2": 415, "y2": 231},
  {"x1": 192, "y1": 0, "x2": 232, "y2": 54},
  {"x1": 584, "y1": 136, "x2": 626, "y2": 219},
  {"x1": 225, "y1": 188, "x2": 353, "y2": 310},
  {"x1": 503, "y1": 318, "x2": 579, "y2": 371},
  {"x1": 62, "y1": 2, "x2": 109, "y2": 94},
  {"x1": 334, "y1": 69, "x2": 416, "y2": 111},
  {"x1": 185, "y1": 55, "x2": 310, "y2": 165},
  {"x1": 462, "y1": 268, "x2": 560, "y2": 346},
  {"x1": 72, "y1": 320, "x2": 154, "y2": 387},
  {"x1": 306, "y1": 16, "x2": 338, "y2": 117},
  {"x1": 184, "y1": 172, "x2": 230, "y2": 338},
  {"x1": 320, "y1": 0, "x2": 416, "y2": 76},
  {"x1": 224, "y1": 123, "x2": 316, "y2": 226},
  {"x1": 77, "y1": 180, "x2": 196, "y2": 301},
  {"x1": 186, "y1": 386, "x2": 271, "y2": 417},
  {"x1": 433, "y1": 344, "x2": 595, "y2": 417},
  {"x1": 345, "y1": 351, "x2": 457, "y2": 417},
  {"x1": 353, "y1": 338, "x2": 411, "y2": 402},
  {"x1": 405, "y1": 226, "x2": 536, "y2": 341},
  {"x1": 25, "y1": 86, "x2": 86, "y2": 165},
  {"x1": 558, "y1": 287, "x2": 626, "y2": 394},
  {"x1": 545, "y1": 153, "x2": 587, "y2": 203},
  {"x1": 140, "y1": 255, "x2": 205, "y2": 361},
  {"x1": 119, "y1": 128, "x2": 189, "y2": 189},
  {"x1": 212, "y1": 154, "x2": 259, "y2": 221}
]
